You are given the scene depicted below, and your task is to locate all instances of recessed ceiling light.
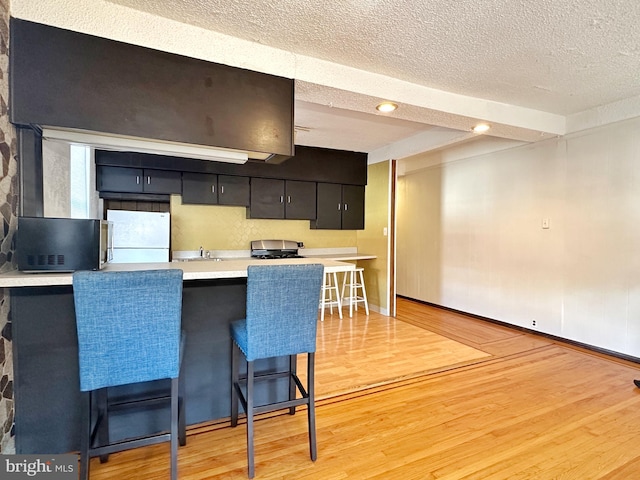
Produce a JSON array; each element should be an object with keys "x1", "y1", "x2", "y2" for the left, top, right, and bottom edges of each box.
[
  {"x1": 472, "y1": 123, "x2": 491, "y2": 133},
  {"x1": 376, "y1": 102, "x2": 398, "y2": 113}
]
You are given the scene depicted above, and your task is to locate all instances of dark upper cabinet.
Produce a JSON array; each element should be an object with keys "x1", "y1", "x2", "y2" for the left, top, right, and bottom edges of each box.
[
  {"x1": 250, "y1": 178, "x2": 285, "y2": 219},
  {"x1": 94, "y1": 145, "x2": 367, "y2": 186},
  {"x1": 97, "y1": 166, "x2": 143, "y2": 193},
  {"x1": 97, "y1": 166, "x2": 181, "y2": 194},
  {"x1": 143, "y1": 170, "x2": 183, "y2": 194},
  {"x1": 182, "y1": 173, "x2": 250, "y2": 206},
  {"x1": 250, "y1": 178, "x2": 316, "y2": 219},
  {"x1": 219, "y1": 176, "x2": 251, "y2": 206},
  {"x1": 312, "y1": 183, "x2": 365, "y2": 230},
  {"x1": 341, "y1": 185, "x2": 365, "y2": 230},
  {"x1": 10, "y1": 18, "x2": 294, "y2": 157},
  {"x1": 313, "y1": 183, "x2": 342, "y2": 229},
  {"x1": 284, "y1": 181, "x2": 316, "y2": 220}
]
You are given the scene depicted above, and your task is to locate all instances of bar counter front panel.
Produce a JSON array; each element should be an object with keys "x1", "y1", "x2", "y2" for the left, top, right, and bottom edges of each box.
[{"x1": 7, "y1": 258, "x2": 354, "y2": 454}]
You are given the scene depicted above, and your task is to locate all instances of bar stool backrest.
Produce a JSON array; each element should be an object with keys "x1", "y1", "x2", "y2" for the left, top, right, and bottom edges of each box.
[
  {"x1": 243, "y1": 264, "x2": 324, "y2": 361},
  {"x1": 72, "y1": 269, "x2": 183, "y2": 392}
]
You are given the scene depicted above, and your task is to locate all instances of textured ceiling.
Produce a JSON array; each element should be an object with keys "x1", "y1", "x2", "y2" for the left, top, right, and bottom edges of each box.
[
  {"x1": 88, "y1": 0, "x2": 640, "y2": 154},
  {"x1": 108, "y1": 0, "x2": 640, "y2": 115}
]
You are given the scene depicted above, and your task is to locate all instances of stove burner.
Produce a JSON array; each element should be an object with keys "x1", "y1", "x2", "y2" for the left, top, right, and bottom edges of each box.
[{"x1": 255, "y1": 253, "x2": 304, "y2": 260}]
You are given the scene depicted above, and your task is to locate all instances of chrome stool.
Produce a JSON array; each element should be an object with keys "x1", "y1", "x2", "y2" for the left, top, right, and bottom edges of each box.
[
  {"x1": 73, "y1": 269, "x2": 185, "y2": 480},
  {"x1": 341, "y1": 267, "x2": 370, "y2": 317},
  {"x1": 230, "y1": 264, "x2": 324, "y2": 478}
]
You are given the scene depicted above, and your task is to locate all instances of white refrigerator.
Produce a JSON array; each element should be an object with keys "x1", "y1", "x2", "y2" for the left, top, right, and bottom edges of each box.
[{"x1": 107, "y1": 210, "x2": 170, "y2": 263}]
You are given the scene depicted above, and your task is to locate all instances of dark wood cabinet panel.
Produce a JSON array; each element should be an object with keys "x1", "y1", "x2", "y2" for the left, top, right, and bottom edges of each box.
[
  {"x1": 142, "y1": 169, "x2": 182, "y2": 194},
  {"x1": 95, "y1": 144, "x2": 367, "y2": 186},
  {"x1": 97, "y1": 166, "x2": 143, "y2": 193},
  {"x1": 98, "y1": 166, "x2": 180, "y2": 195},
  {"x1": 11, "y1": 18, "x2": 294, "y2": 156},
  {"x1": 341, "y1": 185, "x2": 365, "y2": 230},
  {"x1": 313, "y1": 183, "x2": 343, "y2": 229},
  {"x1": 250, "y1": 178, "x2": 285, "y2": 219},
  {"x1": 284, "y1": 181, "x2": 316, "y2": 220},
  {"x1": 312, "y1": 183, "x2": 365, "y2": 230},
  {"x1": 218, "y1": 175, "x2": 250, "y2": 206},
  {"x1": 182, "y1": 173, "x2": 251, "y2": 206},
  {"x1": 182, "y1": 173, "x2": 218, "y2": 205},
  {"x1": 250, "y1": 179, "x2": 317, "y2": 219}
]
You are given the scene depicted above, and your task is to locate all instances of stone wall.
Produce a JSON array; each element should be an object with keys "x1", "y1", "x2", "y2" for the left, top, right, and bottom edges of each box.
[{"x1": 0, "y1": 0, "x2": 17, "y2": 454}]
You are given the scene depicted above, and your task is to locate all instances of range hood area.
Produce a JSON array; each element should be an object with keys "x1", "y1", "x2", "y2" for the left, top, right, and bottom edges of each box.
[
  {"x1": 41, "y1": 127, "x2": 277, "y2": 164},
  {"x1": 11, "y1": 18, "x2": 295, "y2": 169}
]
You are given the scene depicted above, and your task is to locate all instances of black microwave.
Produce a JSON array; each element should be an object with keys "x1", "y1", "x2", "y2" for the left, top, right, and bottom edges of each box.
[{"x1": 17, "y1": 217, "x2": 113, "y2": 272}]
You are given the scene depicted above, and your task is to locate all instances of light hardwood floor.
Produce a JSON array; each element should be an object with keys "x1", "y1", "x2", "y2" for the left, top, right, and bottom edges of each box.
[{"x1": 89, "y1": 298, "x2": 640, "y2": 479}]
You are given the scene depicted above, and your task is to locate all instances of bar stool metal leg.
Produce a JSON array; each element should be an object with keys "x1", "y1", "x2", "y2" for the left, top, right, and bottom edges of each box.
[
  {"x1": 246, "y1": 361, "x2": 255, "y2": 479},
  {"x1": 289, "y1": 354, "x2": 297, "y2": 415},
  {"x1": 307, "y1": 352, "x2": 317, "y2": 461},
  {"x1": 170, "y1": 378, "x2": 179, "y2": 480},
  {"x1": 231, "y1": 341, "x2": 240, "y2": 427}
]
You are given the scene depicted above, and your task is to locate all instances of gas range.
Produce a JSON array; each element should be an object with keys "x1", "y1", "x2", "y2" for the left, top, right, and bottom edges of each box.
[{"x1": 250, "y1": 239, "x2": 304, "y2": 259}]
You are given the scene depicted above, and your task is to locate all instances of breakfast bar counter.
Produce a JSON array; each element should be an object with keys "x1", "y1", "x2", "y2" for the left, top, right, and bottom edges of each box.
[
  {"x1": 1, "y1": 258, "x2": 355, "y2": 454},
  {"x1": 0, "y1": 257, "x2": 354, "y2": 287}
]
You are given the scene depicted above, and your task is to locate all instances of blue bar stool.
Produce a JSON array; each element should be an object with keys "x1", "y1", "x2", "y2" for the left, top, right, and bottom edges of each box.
[
  {"x1": 73, "y1": 269, "x2": 185, "y2": 480},
  {"x1": 230, "y1": 264, "x2": 324, "y2": 478}
]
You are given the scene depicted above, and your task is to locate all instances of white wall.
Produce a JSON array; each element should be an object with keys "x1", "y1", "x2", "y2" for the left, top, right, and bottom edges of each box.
[
  {"x1": 42, "y1": 140, "x2": 101, "y2": 219},
  {"x1": 397, "y1": 116, "x2": 640, "y2": 357},
  {"x1": 42, "y1": 139, "x2": 71, "y2": 217}
]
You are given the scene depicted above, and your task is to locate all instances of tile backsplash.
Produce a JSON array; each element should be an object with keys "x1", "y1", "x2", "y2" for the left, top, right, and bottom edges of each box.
[{"x1": 170, "y1": 195, "x2": 356, "y2": 252}]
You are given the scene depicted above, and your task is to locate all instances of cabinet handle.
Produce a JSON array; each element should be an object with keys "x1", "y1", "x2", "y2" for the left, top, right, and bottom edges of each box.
[
  {"x1": 337, "y1": 203, "x2": 341, "y2": 211},
  {"x1": 287, "y1": 195, "x2": 291, "y2": 203},
  {"x1": 221, "y1": 185, "x2": 225, "y2": 195},
  {"x1": 211, "y1": 185, "x2": 215, "y2": 194},
  {"x1": 147, "y1": 176, "x2": 151, "y2": 185},
  {"x1": 136, "y1": 175, "x2": 140, "y2": 185},
  {"x1": 344, "y1": 203, "x2": 348, "y2": 211},
  {"x1": 280, "y1": 195, "x2": 284, "y2": 203}
]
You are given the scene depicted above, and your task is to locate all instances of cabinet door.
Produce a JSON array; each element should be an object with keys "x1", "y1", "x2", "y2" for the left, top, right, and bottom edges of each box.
[
  {"x1": 182, "y1": 173, "x2": 218, "y2": 204},
  {"x1": 314, "y1": 183, "x2": 342, "y2": 229},
  {"x1": 285, "y1": 180, "x2": 316, "y2": 219},
  {"x1": 218, "y1": 175, "x2": 250, "y2": 206},
  {"x1": 250, "y1": 178, "x2": 285, "y2": 218},
  {"x1": 97, "y1": 166, "x2": 143, "y2": 193},
  {"x1": 342, "y1": 185, "x2": 365, "y2": 230},
  {"x1": 142, "y1": 169, "x2": 182, "y2": 194}
]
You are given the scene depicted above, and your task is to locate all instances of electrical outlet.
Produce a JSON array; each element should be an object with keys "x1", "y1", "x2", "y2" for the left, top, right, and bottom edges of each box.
[{"x1": 532, "y1": 319, "x2": 537, "y2": 327}]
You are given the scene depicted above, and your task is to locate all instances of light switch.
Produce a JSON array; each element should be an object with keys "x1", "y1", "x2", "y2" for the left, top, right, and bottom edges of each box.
[
  {"x1": 383, "y1": 227, "x2": 388, "y2": 236},
  {"x1": 542, "y1": 218, "x2": 550, "y2": 229}
]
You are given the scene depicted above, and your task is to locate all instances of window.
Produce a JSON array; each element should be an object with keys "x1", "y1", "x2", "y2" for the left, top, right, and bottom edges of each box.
[{"x1": 70, "y1": 145, "x2": 91, "y2": 218}]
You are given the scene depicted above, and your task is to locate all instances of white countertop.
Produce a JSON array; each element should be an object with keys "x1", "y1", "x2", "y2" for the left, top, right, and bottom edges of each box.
[
  {"x1": 0, "y1": 257, "x2": 356, "y2": 288},
  {"x1": 303, "y1": 253, "x2": 376, "y2": 261},
  {"x1": 173, "y1": 247, "x2": 377, "y2": 263}
]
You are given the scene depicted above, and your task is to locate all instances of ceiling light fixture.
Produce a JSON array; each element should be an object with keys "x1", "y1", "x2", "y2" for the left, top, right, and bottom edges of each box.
[
  {"x1": 472, "y1": 123, "x2": 491, "y2": 133},
  {"x1": 376, "y1": 102, "x2": 398, "y2": 113}
]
